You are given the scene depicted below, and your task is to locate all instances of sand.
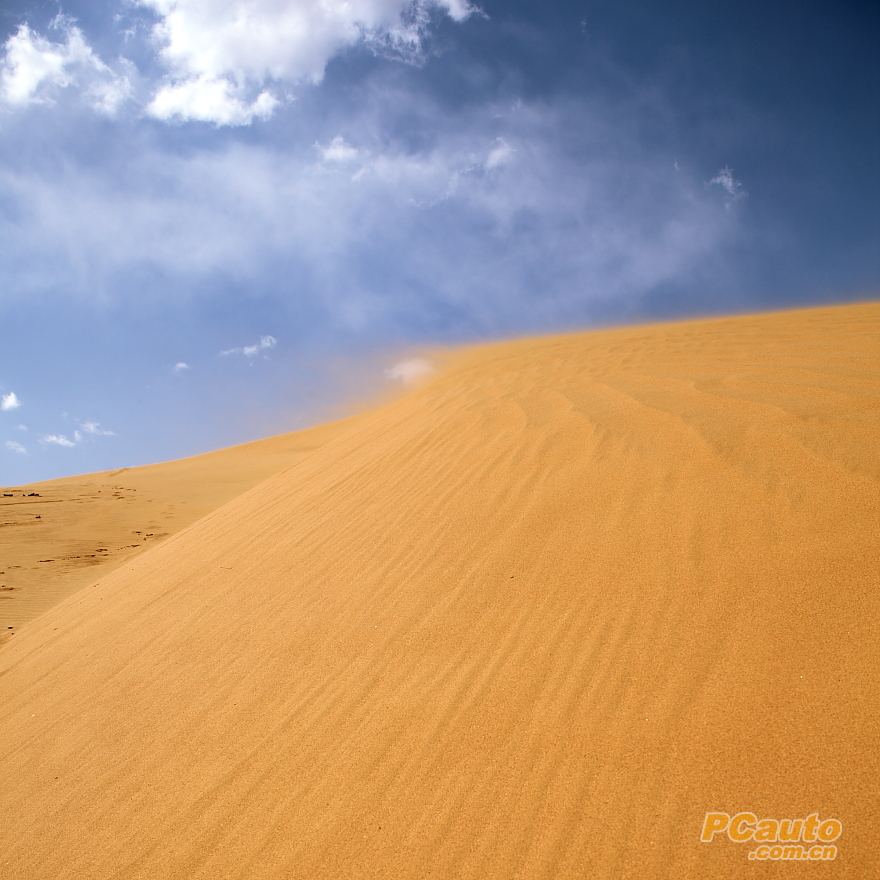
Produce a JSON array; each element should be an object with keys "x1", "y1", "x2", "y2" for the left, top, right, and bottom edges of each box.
[
  {"x1": 0, "y1": 415, "x2": 364, "y2": 643},
  {"x1": 0, "y1": 302, "x2": 877, "y2": 878}
]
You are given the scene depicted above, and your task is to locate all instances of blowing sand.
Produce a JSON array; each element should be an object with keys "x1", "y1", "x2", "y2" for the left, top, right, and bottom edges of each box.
[{"x1": 0, "y1": 302, "x2": 877, "y2": 878}]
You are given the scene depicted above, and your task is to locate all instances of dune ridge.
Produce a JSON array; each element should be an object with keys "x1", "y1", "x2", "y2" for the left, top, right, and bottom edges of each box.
[
  {"x1": 1, "y1": 302, "x2": 878, "y2": 878},
  {"x1": 0, "y1": 415, "x2": 364, "y2": 641}
]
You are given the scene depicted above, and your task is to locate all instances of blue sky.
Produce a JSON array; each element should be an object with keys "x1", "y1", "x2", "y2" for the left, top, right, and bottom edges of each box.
[{"x1": 1, "y1": 0, "x2": 878, "y2": 483}]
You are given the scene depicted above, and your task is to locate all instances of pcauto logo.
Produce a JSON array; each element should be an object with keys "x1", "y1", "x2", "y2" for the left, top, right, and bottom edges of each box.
[{"x1": 701, "y1": 812, "x2": 841, "y2": 861}]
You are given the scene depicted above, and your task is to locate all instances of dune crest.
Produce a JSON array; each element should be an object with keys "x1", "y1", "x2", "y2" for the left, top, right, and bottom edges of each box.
[
  {"x1": 1, "y1": 303, "x2": 878, "y2": 878},
  {"x1": 0, "y1": 415, "x2": 364, "y2": 641}
]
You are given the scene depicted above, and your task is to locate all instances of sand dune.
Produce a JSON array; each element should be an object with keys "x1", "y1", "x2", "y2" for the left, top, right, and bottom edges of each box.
[
  {"x1": 0, "y1": 415, "x2": 363, "y2": 642},
  {"x1": 0, "y1": 302, "x2": 878, "y2": 878}
]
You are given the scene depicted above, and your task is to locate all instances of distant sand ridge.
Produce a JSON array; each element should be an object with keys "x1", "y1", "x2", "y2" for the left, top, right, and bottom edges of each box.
[
  {"x1": 0, "y1": 416, "x2": 364, "y2": 642},
  {"x1": 1, "y1": 303, "x2": 878, "y2": 878}
]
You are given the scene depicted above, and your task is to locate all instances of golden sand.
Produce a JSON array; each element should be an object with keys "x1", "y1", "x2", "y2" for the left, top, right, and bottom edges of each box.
[
  {"x1": 0, "y1": 415, "x2": 364, "y2": 642},
  {"x1": 1, "y1": 302, "x2": 878, "y2": 878}
]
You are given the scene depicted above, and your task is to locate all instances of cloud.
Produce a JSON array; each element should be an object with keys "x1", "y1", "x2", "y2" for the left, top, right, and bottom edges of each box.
[
  {"x1": 385, "y1": 358, "x2": 434, "y2": 384},
  {"x1": 37, "y1": 423, "x2": 111, "y2": 447},
  {"x1": 0, "y1": 20, "x2": 747, "y2": 341},
  {"x1": 80, "y1": 421, "x2": 114, "y2": 436},
  {"x1": 172, "y1": 362, "x2": 190, "y2": 374},
  {"x1": 40, "y1": 433, "x2": 76, "y2": 447},
  {"x1": 0, "y1": 96, "x2": 742, "y2": 331},
  {"x1": 321, "y1": 136, "x2": 360, "y2": 164},
  {"x1": 148, "y1": 76, "x2": 278, "y2": 125},
  {"x1": 0, "y1": 1, "x2": 475, "y2": 126},
  {"x1": 0, "y1": 22, "x2": 88, "y2": 105},
  {"x1": 485, "y1": 138, "x2": 513, "y2": 170},
  {"x1": 1, "y1": 392, "x2": 21, "y2": 411},
  {"x1": 0, "y1": 19, "x2": 131, "y2": 114},
  {"x1": 5, "y1": 440, "x2": 26, "y2": 454},
  {"x1": 220, "y1": 335, "x2": 277, "y2": 357},
  {"x1": 86, "y1": 62, "x2": 134, "y2": 115},
  {"x1": 710, "y1": 167, "x2": 746, "y2": 203},
  {"x1": 139, "y1": 0, "x2": 477, "y2": 124}
]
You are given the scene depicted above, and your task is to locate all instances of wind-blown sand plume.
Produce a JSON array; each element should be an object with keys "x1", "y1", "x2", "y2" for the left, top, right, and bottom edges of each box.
[{"x1": 0, "y1": 302, "x2": 878, "y2": 878}]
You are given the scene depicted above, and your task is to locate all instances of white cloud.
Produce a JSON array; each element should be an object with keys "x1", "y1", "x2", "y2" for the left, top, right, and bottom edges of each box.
[
  {"x1": 172, "y1": 362, "x2": 190, "y2": 373},
  {"x1": 221, "y1": 334, "x2": 277, "y2": 357},
  {"x1": 80, "y1": 421, "x2": 114, "y2": 436},
  {"x1": 0, "y1": 90, "x2": 743, "y2": 332},
  {"x1": 148, "y1": 76, "x2": 277, "y2": 125},
  {"x1": 5, "y1": 440, "x2": 26, "y2": 454},
  {"x1": 441, "y1": 0, "x2": 476, "y2": 20},
  {"x1": 15, "y1": 424, "x2": 26, "y2": 431},
  {"x1": 139, "y1": 0, "x2": 477, "y2": 124},
  {"x1": 0, "y1": 23, "x2": 86, "y2": 105},
  {"x1": 710, "y1": 167, "x2": 746, "y2": 203},
  {"x1": 1, "y1": 392, "x2": 21, "y2": 411},
  {"x1": 485, "y1": 138, "x2": 513, "y2": 170},
  {"x1": 385, "y1": 358, "x2": 434, "y2": 385},
  {"x1": 321, "y1": 136, "x2": 360, "y2": 164},
  {"x1": 40, "y1": 433, "x2": 76, "y2": 447},
  {"x1": 38, "y1": 424, "x2": 111, "y2": 447},
  {"x1": 0, "y1": 20, "x2": 131, "y2": 114},
  {"x1": 86, "y1": 61, "x2": 134, "y2": 115}
]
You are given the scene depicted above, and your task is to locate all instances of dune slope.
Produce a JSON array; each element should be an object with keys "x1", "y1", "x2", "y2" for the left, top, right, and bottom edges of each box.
[
  {"x1": 0, "y1": 303, "x2": 878, "y2": 878},
  {"x1": 0, "y1": 415, "x2": 363, "y2": 642}
]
